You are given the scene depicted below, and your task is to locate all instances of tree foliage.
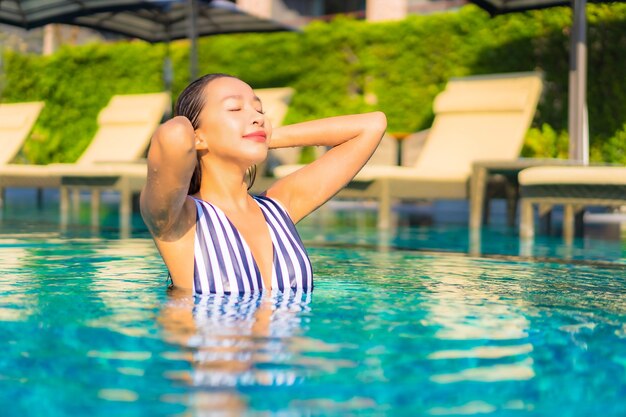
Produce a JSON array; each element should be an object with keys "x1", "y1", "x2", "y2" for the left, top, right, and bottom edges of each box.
[{"x1": 2, "y1": 4, "x2": 625, "y2": 164}]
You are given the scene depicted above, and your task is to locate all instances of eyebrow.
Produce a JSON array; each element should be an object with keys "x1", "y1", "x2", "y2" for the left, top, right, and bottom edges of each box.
[{"x1": 221, "y1": 94, "x2": 262, "y2": 103}]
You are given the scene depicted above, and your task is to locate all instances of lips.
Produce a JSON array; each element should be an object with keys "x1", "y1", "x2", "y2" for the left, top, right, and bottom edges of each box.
[{"x1": 242, "y1": 131, "x2": 267, "y2": 143}]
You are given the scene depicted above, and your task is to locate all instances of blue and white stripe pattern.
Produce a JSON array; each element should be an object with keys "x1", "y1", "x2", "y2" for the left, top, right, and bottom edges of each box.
[{"x1": 192, "y1": 195, "x2": 313, "y2": 295}]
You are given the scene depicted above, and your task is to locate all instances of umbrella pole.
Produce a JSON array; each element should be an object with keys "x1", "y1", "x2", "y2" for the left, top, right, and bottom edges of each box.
[
  {"x1": 0, "y1": 37, "x2": 4, "y2": 100},
  {"x1": 568, "y1": 0, "x2": 588, "y2": 164},
  {"x1": 163, "y1": 40, "x2": 174, "y2": 118},
  {"x1": 187, "y1": 0, "x2": 199, "y2": 81}
]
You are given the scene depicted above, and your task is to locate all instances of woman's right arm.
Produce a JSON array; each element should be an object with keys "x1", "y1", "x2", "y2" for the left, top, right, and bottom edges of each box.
[{"x1": 140, "y1": 116, "x2": 196, "y2": 237}]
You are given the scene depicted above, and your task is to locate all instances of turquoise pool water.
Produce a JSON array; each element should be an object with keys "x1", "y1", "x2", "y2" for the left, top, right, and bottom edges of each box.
[
  {"x1": 1, "y1": 194, "x2": 625, "y2": 416},
  {"x1": 1, "y1": 232, "x2": 625, "y2": 415}
]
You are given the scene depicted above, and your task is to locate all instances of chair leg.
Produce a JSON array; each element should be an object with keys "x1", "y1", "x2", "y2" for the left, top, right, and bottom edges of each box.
[
  {"x1": 469, "y1": 166, "x2": 487, "y2": 229},
  {"x1": 377, "y1": 181, "x2": 391, "y2": 230},
  {"x1": 520, "y1": 199, "x2": 534, "y2": 238},
  {"x1": 505, "y1": 181, "x2": 519, "y2": 228},
  {"x1": 563, "y1": 204, "x2": 575, "y2": 244},
  {"x1": 91, "y1": 189, "x2": 101, "y2": 229},
  {"x1": 469, "y1": 228, "x2": 481, "y2": 256},
  {"x1": 120, "y1": 181, "x2": 132, "y2": 238},
  {"x1": 60, "y1": 186, "x2": 70, "y2": 227},
  {"x1": 0, "y1": 186, "x2": 4, "y2": 221},
  {"x1": 36, "y1": 188, "x2": 44, "y2": 209},
  {"x1": 71, "y1": 188, "x2": 80, "y2": 217}
]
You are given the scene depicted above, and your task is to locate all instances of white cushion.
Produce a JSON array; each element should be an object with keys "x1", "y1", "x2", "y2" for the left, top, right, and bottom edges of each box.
[{"x1": 519, "y1": 166, "x2": 626, "y2": 186}]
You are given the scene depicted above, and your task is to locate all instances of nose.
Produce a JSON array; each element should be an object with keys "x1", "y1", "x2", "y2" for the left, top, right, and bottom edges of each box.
[{"x1": 252, "y1": 110, "x2": 265, "y2": 127}]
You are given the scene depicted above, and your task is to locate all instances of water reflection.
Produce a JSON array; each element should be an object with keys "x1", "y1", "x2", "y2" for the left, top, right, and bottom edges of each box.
[
  {"x1": 86, "y1": 238, "x2": 163, "y2": 338},
  {"x1": 0, "y1": 245, "x2": 33, "y2": 322},
  {"x1": 159, "y1": 289, "x2": 314, "y2": 414},
  {"x1": 417, "y1": 255, "x2": 535, "y2": 387}
]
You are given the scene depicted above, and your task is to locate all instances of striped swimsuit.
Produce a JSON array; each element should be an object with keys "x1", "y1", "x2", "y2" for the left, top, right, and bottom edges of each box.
[{"x1": 192, "y1": 195, "x2": 313, "y2": 295}]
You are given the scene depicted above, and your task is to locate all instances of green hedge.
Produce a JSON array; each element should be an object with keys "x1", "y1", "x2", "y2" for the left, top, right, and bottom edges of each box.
[{"x1": 2, "y1": 4, "x2": 625, "y2": 164}]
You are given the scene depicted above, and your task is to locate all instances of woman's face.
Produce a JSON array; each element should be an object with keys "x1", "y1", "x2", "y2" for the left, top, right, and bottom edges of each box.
[{"x1": 195, "y1": 77, "x2": 271, "y2": 166}]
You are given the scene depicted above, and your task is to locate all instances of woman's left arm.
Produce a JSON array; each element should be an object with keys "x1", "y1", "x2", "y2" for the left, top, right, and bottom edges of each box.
[{"x1": 266, "y1": 111, "x2": 386, "y2": 223}]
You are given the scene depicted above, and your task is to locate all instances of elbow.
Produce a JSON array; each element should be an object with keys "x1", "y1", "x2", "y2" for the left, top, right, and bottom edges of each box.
[
  {"x1": 369, "y1": 111, "x2": 387, "y2": 136},
  {"x1": 152, "y1": 116, "x2": 196, "y2": 157},
  {"x1": 367, "y1": 111, "x2": 387, "y2": 138}
]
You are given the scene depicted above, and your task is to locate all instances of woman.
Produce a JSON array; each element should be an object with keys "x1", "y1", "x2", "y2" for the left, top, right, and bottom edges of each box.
[{"x1": 140, "y1": 73, "x2": 386, "y2": 294}]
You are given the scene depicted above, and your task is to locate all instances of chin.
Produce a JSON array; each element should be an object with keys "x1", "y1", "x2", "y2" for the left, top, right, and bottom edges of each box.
[{"x1": 239, "y1": 147, "x2": 268, "y2": 166}]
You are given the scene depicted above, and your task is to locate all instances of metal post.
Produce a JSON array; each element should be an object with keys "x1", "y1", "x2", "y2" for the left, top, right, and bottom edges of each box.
[
  {"x1": 163, "y1": 36, "x2": 173, "y2": 92},
  {"x1": 60, "y1": 186, "x2": 69, "y2": 228},
  {"x1": 90, "y1": 189, "x2": 101, "y2": 229},
  {"x1": 163, "y1": 34, "x2": 174, "y2": 118},
  {"x1": 0, "y1": 35, "x2": 5, "y2": 100},
  {"x1": 119, "y1": 179, "x2": 132, "y2": 239},
  {"x1": 568, "y1": 0, "x2": 588, "y2": 164},
  {"x1": 187, "y1": 0, "x2": 199, "y2": 81}
]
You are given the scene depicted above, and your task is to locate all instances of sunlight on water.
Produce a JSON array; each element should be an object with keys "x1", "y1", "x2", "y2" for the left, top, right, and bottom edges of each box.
[{"x1": 0, "y1": 228, "x2": 624, "y2": 416}]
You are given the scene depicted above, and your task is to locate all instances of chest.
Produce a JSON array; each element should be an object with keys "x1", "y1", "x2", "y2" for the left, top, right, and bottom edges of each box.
[
  {"x1": 226, "y1": 208, "x2": 275, "y2": 285},
  {"x1": 192, "y1": 197, "x2": 313, "y2": 294}
]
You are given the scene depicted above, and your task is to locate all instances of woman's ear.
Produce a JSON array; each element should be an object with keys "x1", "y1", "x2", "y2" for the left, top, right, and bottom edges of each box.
[{"x1": 194, "y1": 131, "x2": 209, "y2": 150}]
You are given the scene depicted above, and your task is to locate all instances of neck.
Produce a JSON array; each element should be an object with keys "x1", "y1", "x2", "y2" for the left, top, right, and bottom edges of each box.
[{"x1": 195, "y1": 156, "x2": 252, "y2": 211}]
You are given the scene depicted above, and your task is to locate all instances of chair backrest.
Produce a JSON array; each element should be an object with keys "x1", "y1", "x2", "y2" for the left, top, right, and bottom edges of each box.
[
  {"x1": 254, "y1": 87, "x2": 294, "y2": 129},
  {"x1": 414, "y1": 72, "x2": 543, "y2": 178},
  {"x1": 0, "y1": 101, "x2": 45, "y2": 165},
  {"x1": 367, "y1": 133, "x2": 398, "y2": 166},
  {"x1": 77, "y1": 92, "x2": 170, "y2": 164}
]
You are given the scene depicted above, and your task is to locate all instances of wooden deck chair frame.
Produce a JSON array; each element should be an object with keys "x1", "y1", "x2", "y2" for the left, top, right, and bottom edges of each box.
[{"x1": 519, "y1": 165, "x2": 626, "y2": 243}]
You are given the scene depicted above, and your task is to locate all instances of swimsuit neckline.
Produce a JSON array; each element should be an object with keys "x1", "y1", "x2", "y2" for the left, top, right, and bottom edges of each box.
[{"x1": 192, "y1": 195, "x2": 276, "y2": 290}]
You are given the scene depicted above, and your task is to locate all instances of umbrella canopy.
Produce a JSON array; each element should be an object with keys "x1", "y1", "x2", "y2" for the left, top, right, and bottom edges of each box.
[
  {"x1": 469, "y1": 0, "x2": 623, "y2": 164},
  {"x1": 69, "y1": 0, "x2": 293, "y2": 80},
  {"x1": 0, "y1": 0, "x2": 294, "y2": 85},
  {"x1": 0, "y1": 0, "x2": 153, "y2": 28},
  {"x1": 70, "y1": 0, "x2": 290, "y2": 43},
  {"x1": 470, "y1": 0, "x2": 573, "y2": 14}
]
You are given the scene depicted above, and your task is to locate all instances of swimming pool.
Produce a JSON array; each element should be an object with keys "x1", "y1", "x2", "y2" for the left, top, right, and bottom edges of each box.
[
  {"x1": 0, "y1": 194, "x2": 625, "y2": 416},
  {"x1": 0, "y1": 227, "x2": 624, "y2": 416}
]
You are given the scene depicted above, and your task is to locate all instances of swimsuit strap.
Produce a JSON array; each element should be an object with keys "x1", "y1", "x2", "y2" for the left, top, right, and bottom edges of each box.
[{"x1": 191, "y1": 196, "x2": 313, "y2": 295}]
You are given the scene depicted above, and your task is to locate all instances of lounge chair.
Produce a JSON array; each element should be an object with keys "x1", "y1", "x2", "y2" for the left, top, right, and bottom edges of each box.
[
  {"x1": 0, "y1": 101, "x2": 45, "y2": 166},
  {"x1": 0, "y1": 92, "x2": 170, "y2": 232},
  {"x1": 275, "y1": 72, "x2": 543, "y2": 229},
  {"x1": 0, "y1": 101, "x2": 45, "y2": 206},
  {"x1": 519, "y1": 165, "x2": 626, "y2": 242}
]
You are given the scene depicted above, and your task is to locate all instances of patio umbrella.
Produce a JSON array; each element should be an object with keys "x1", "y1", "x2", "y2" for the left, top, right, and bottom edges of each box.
[
  {"x1": 67, "y1": 0, "x2": 293, "y2": 81},
  {"x1": 0, "y1": 0, "x2": 154, "y2": 28},
  {"x1": 468, "y1": 0, "x2": 620, "y2": 164},
  {"x1": 0, "y1": 0, "x2": 293, "y2": 86}
]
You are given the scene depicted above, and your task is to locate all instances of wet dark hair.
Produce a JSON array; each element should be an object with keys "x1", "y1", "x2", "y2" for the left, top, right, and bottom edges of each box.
[{"x1": 175, "y1": 73, "x2": 257, "y2": 195}]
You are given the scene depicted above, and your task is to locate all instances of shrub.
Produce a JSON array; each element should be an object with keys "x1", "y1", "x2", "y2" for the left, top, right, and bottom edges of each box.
[{"x1": 2, "y1": 4, "x2": 625, "y2": 164}]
